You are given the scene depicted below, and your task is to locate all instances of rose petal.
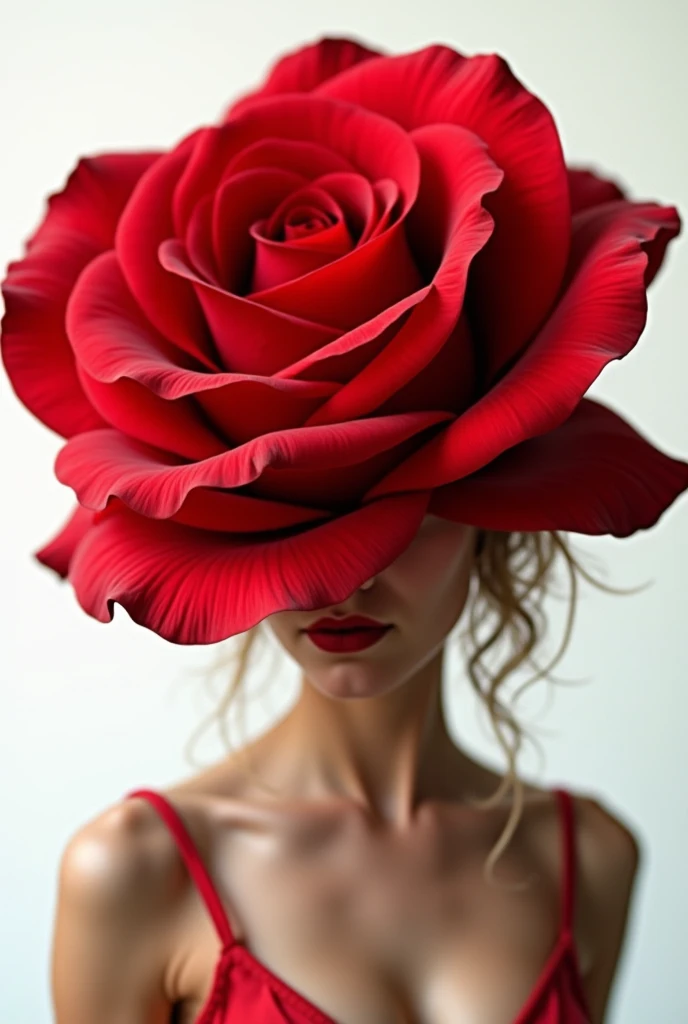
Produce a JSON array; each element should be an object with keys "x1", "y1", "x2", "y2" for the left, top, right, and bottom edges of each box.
[
  {"x1": 250, "y1": 219, "x2": 423, "y2": 329},
  {"x1": 65, "y1": 250, "x2": 338, "y2": 443},
  {"x1": 428, "y1": 398, "x2": 688, "y2": 536},
  {"x1": 185, "y1": 159, "x2": 358, "y2": 290},
  {"x1": 168, "y1": 96, "x2": 423, "y2": 331},
  {"x1": 184, "y1": 192, "x2": 221, "y2": 284},
  {"x1": 173, "y1": 95, "x2": 420, "y2": 240},
  {"x1": 223, "y1": 137, "x2": 354, "y2": 180},
  {"x1": 55, "y1": 408, "x2": 455, "y2": 516},
  {"x1": 1, "y1": 152, "x2": 159, "y2": 437},
  {"x1": 221, "y1": 36, "x2": 383, "y2": 121},
  {"x1": 67, "y1": 490, "x2": 431, "y2": 645},
  {"x1": 169, "y1": 487, "x2": 330, "y2": 532},
  {"x1": 76, "y1": 371, "x2": 225, "y2": 461},
  {"x1": 263, "y1": 183, "x2": 343, "y2": 239},
  {"x1": 211, "y1": 167, "x2": 308, "y2": 291},
  {"x1": 114, "y1": 127, "x2": 218, "y2": 366},
  {"x1": 568, "y1": 166, "x2": 626, "y2": 215},
  {"x1": 366, "y1": 197, "x2": 681, "y2": 497},
  {"x1": 565, "y1": 171, "x2": 675, "y2": 284},
  {"x1": 316, "y1": 44, "x2": 459, "y2": 130},
  {"x1": 29, "y1": 152, "x2": 163, "y2": 248},
  {"x1": 158, "y1": 240, "x2": 340, "y2": 374},
  {"x1": 252, "y1": 217, "x2": 355, "y2": 291},
  {"x1": 34, "y1": 504, "x2": 96, "y2": 578},
  {"x1": 275, "y1": 281, "x2": 433, "y2": 383},
  {"x1": 303, "y1": 122, "x2": 504, "y2": 425},
  {"x1": 195, "y1": 376, "x2": 337, "y2": 444},
  {"x1": 316, "y1": 46, "x2": 571, "y2": 382},
  {"x1": 66, "y1": 249, "x2": 203, "y2": 381},
  {"x1": 205, "y1": 165, "x2": 305, "y2": 290},
  {"x1": 251, "y1": 183, "x2": 353, "y2": 291},
  {"x1": 309, "y1": 173, "x2": 380, "y2": 244},
  {"x1": 66, "y1": 252, "x2": 227, "y2": 460},
  {"x1": 374, "y1": 311, "x2": 477, "y2": 419}
]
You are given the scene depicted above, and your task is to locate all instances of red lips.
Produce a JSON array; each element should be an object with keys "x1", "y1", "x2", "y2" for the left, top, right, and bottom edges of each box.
[{"x1": 305, "y1": 614, "x2": 390, "y2": 632}]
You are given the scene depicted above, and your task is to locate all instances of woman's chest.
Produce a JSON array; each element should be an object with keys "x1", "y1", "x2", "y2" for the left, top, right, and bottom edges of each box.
[{"x1": 170, "y1": 809, "x2": 574, "y2": 1024}]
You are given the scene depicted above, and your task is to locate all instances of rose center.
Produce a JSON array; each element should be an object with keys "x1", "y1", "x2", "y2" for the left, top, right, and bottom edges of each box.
[{"x1": 281, "y1": 205, "x2": 335, "y2": 241}]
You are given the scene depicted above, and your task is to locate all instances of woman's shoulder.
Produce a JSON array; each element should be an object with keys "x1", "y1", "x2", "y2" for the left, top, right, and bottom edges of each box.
[
  {"x1": 53, "y1": 796, "x2": 185, "y2": 1019},
  {"x1": 60, "y1": 792, "x2": 187, "y2": 909},
  {"x1": 566, "y1": 786, "x2": 642, "y2": 878},
  {"x1": 523, "y1": 779, "x2": 642, "y2": 889},
  {"x1": 554, "y1": 785, "x2": 641, "y2": 1018},
  {"x1": 503, "y1": 774, "x2": 642, "y2": 858},
  {"x1": 56, "y1": 776, "x2": 246, "y2": 1002},
  {"x1": 58, "y1": 765, "x2": 252, "y2": 939},
  {"x1": 58, "y1": 786, "x2": 213, "y2": 956}
]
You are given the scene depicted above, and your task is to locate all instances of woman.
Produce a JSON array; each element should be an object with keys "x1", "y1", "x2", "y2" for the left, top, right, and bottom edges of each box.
[
  {"x1": 51, "y1": 518, "x2": 637, "y2": 1023},
  {"x1": 3, "y1": 34, "x2": 685, "y2": 1024}
]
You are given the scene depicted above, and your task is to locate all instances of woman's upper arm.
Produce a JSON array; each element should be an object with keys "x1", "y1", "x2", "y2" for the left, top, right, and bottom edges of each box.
[
  {"x1": 576, "y1": 794, "x2": 642, "y2": 1024},
  {"x1": 51, "y1": 800, "x2": 178, "y2": 1024}
]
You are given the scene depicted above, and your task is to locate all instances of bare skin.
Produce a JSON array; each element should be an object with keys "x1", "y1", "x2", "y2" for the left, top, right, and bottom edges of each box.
[{"x1": 52, "y1": 516, "x2": 640, "y2": 1024}]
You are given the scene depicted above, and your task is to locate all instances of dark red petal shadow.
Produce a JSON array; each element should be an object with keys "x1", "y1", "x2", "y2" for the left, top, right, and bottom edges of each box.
[{"x1": 168, "y1": 487, "x2": 330, "y2": 532}]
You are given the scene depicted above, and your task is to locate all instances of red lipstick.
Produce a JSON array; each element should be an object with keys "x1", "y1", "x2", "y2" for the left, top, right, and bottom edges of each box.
[
  {"x1": 303, "y1": 615, "x2": 393, "y2": 653},
  {"x1": 306, "y1": 615, "x2": 389, "y2": 631}
]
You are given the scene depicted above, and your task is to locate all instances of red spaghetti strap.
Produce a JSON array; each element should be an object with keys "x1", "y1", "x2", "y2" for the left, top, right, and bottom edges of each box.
[
  {"x1": 124, "y1": 788, "x2": 235, "y2": 948},
  {"x1": 553, "y1": 787, "x2": 576, "y2": 934}
]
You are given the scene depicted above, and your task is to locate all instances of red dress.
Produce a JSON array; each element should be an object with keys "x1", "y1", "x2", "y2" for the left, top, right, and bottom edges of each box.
[{"x1": 123, "y1": 786, "x2": 592, "y2": 1023}]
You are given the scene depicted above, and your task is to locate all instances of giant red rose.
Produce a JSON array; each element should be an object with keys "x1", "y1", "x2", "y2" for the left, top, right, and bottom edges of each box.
[{"x1": 2, "y1": 37, "x2": 686, "y2": 644}]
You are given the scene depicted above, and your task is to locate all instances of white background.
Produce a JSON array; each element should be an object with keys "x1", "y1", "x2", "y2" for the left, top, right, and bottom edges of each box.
[{"x1": 1, "y1": 0, "x2": 687, "y2": 1020}]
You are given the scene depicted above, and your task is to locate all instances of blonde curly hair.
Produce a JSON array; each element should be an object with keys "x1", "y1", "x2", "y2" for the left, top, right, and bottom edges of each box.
[{"x1": 182, "y1": 527, "x2": 641, "y2": 888}]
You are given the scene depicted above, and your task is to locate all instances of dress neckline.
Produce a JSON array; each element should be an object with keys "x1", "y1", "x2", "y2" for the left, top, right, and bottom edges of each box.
[{"x1": 194, "y1": 926, "x2": 586, "y2": 1024}]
